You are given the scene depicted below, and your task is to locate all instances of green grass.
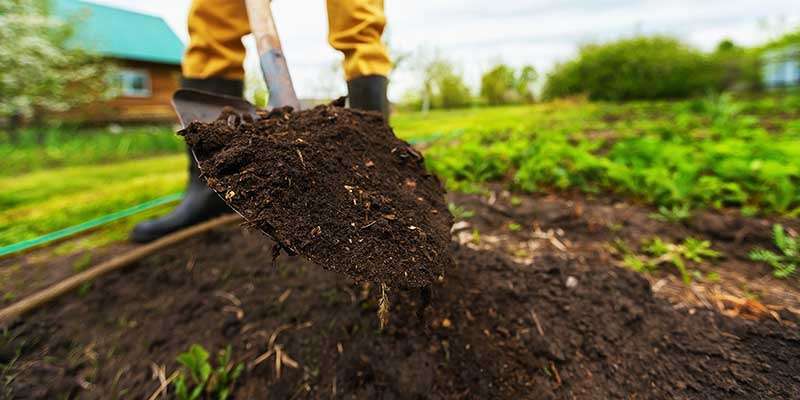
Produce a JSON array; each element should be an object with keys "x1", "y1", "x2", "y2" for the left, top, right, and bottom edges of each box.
[
  {"x1": 0, "y1": 124, "x2": 182, "y2": 176},
  {"x1": 0, "y1": 154, "x2": 186, "y2": 248}
]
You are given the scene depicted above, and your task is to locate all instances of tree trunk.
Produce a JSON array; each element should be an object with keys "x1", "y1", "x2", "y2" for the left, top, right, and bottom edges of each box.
[
  {"x1": 33, "y1": 111, "x2": 45, "y2": 146},
  {"x1": 7, "y1": 112, "x2": 22, "y2": 144}
]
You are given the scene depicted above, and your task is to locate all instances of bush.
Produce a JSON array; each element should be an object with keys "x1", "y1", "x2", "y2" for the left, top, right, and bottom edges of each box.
[
  {"x1": 543, "y1": 36, "x2": 718, "y2": 101},
  {"x1": 480, "y1": 64, "x2": 537, "y2": 105}
]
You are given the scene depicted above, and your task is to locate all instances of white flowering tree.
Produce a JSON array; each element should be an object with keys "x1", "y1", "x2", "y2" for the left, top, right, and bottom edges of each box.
[{"x1": 0, "y1": 0, "x2": 113, "y2": 141}]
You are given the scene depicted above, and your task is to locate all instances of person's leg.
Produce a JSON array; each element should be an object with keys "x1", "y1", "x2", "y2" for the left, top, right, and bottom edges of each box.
[
  {"x1": 326, "y1": 0, "x2": 392, "y2": 119},
  {"x1": 131, "y1": 0, "x2": 250, "y2": 243}
]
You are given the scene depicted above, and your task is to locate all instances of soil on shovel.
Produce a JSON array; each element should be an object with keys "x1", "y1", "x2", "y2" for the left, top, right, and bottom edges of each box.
[
  {"x1": 180, "y1": 103, "x2": 453, "y2": 288},
  {"x1": 3, "y1": 221, "x2": 799, "y2": 399}
]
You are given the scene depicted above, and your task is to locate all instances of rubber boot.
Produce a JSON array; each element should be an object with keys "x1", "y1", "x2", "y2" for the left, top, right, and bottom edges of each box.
[
  {"x1": 130, "y1": 77, "x2": 243, "y2": 243},
  {"x1": 347, "y1": 75, "x2": 390, "y2": 121}
]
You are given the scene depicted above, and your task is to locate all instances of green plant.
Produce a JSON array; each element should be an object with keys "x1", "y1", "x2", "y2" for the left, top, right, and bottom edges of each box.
[
  {"x1": 749, "y1": 224, "x2": 798, "y2": 278},
  {"x1": 73, "y1": 252, "x2": 93, "y2": 272},
  {"x1": 448, "y1": 203, "x2": 475, "y2": 220},
  {"x1": 650, "y1": 204, "x2": 691, "y2": 222},
  {"x1": 621, "y1": 237, "x2": 720, "y2": 284},
  {"x1": 682, "y1": 237, "x2": 721, "y2": 262},
  {"x1": 470, "y1": 228, "x2": 481, "y2": 245},
  {"x1": 508, "y1": 222, "x2": 522, "y2": 232},
  {"x1": 173, "y1": 344, "x2": 243, "y2": 400}
]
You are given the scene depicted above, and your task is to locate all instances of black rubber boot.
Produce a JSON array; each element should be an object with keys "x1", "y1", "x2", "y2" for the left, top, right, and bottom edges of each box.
[
  {"x1": 347, "y1": 75, "x2": 390, "y2": 121},
  {"x1": 130, "y1": 77, "x2": 243, "y2": 243}
]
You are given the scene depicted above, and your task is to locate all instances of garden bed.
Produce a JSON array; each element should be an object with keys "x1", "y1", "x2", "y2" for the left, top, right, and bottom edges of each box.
[{"x1": 2, "y1": 192, "x2": 799, "y2": 399}]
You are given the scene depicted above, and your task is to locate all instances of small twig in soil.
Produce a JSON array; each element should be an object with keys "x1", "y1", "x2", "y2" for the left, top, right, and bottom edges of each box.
[
  {"x1": 277, "y1": 289, "x2": 292, "y2": 304},
  {"x1": 274, "y1": 345, "x2": 300, "y2": 379},
  {"x1": 222, "y1": 305, "x2": 244, "y2": 320},
  {"x1": 549, "y1": 361, "x2": 562, "y2": 387},
  {"x1": 296, "y1": 149, "x2": 306, "y2": 169},
  {"x1": 378, "y1": 283, "x2": 390, "y2": 330},
  {"x1": 215, "y1": 291, "x2": 242, "y2": 307},
  {"x1": 360, "y1": 220, "x2": 377, "y2": 229},
  {"x1": 530, "y1": 309, "x2": 545, "y2": 337},
  {"x1": 250, "y1": 348, "x2": 274, "y2": 370},
  {"x1": 269, "y1": 324, "x2": 293, "y2": 350},
  {"x1": 147, "y1": 363, "x2": 179, "y2": 400}
]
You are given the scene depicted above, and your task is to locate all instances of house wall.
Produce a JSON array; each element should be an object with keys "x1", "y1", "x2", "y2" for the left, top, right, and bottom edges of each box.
[
  {"x1": 762, "y1": 45, "x2": 800, "y2": 89},
  {"x1": 66, "y1": 59, "x2": 182, "y2": 123}
]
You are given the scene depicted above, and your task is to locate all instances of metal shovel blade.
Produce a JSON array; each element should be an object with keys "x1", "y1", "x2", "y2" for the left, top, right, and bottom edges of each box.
[{"x1": 172, "y1": 89, "x2": 258, "y2": 128}]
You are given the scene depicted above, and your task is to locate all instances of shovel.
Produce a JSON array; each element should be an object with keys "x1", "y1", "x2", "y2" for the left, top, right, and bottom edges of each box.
[
  {"x1": 173, "y1": 0, "x2": 302, "y2": 253},
  {"x1": 172, "y1": 0, "x2": 300, "y2": 127}
]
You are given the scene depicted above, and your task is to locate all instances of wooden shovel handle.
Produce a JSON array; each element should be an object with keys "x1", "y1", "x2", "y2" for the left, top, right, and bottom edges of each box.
[{"x1": 244, "y1": 0, "x2": 301, "y2": 110}]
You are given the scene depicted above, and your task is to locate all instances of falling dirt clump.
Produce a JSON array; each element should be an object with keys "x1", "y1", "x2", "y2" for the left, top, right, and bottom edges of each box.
[{"x1": 180, "y1": 102, "x2": 453, "y2": 288}]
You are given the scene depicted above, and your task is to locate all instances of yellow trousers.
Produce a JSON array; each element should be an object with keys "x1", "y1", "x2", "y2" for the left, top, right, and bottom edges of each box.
[{"x1": 182, "y1": 0, "x2": 392, "y2": 81}]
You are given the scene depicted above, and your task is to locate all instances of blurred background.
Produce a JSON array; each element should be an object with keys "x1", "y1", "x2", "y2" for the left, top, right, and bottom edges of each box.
[{"x1": 1, "y1": 0, "x2": 800, "y2": 259}]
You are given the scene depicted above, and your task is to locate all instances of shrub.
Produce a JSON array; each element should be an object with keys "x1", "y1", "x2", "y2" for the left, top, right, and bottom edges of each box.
[
  {"x1": 543, "y1": 36, "x2": 718, "y2": 101},
  {"x1": 480, "y1": 64, "x2": 537, "y2": 105}
]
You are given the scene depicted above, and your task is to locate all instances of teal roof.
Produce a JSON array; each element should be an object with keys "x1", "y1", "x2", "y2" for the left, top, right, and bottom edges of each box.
[{"x1": 53, "y1": 0, "x2": 185, "y2": 65}]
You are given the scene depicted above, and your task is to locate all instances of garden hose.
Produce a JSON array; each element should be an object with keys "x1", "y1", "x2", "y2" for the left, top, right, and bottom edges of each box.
[{"x1": 0, "y1": 192, "x2": 183, "y2": 257}]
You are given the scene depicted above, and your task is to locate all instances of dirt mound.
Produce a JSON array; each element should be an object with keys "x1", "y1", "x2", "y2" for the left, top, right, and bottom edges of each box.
[
  {"x1": 180, "y1": 103, "x2": 452, "y2": 288},
  {"x1": 3, "y1": 221, "x2": 798, "y2": 399}
]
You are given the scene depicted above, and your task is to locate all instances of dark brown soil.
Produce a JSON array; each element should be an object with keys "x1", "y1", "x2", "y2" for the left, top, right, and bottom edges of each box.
[
  {"x1": 180, "y1": 104, "x2": 453, "y2": 288},
  {"x1": 3, "y1": 194, "x2": 799, "y2": 399}
]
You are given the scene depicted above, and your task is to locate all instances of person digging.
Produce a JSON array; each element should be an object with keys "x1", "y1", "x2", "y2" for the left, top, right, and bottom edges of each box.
[{"x1": 131, "y1": 0, "x2": 392, "y2": 243}]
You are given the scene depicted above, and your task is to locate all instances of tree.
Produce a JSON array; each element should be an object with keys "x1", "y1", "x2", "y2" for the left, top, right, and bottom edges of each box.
[
  {"x1": 710, "y1": 39, "x2": 760, "y2": 91},
  {"x1": 406, "y1": 48, "x2": 472, "y2": 111},
  {"x1": 0, "y1": 0, "x2": 113, "y2": 141},
  {"x1": 480, "y1": 64, "x2": 537, "y2": 105}
]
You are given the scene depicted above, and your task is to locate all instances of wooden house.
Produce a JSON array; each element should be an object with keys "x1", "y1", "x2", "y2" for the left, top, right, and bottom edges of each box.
[{"x1": 54, "y1": 0, "x2": 185, "y2": 122}]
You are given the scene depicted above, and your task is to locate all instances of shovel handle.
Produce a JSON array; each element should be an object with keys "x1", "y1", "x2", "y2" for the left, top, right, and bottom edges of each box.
[{"x1": 244, "y1": 0, "x2": 301, "y2": 110}]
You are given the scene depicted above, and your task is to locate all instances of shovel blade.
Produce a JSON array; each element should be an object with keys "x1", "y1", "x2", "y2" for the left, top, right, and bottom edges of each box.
[{"x1": 172, "y1": 89, "x2": 259, "y2": 128}]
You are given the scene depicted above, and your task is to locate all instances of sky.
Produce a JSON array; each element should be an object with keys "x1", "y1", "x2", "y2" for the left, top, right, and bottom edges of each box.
[{"x1": 90, "y1": 0, "x2": 800, "y2": 101}]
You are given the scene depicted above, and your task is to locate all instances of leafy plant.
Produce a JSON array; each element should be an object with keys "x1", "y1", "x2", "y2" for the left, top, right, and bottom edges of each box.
[
  {"x1": 508, "y1": 222, "x2": 522, "y2": 232},
  {"x1": 749, "y1": 224, "x2": 798, "y2": 278},
  {"x1": 448, "y1": 203, "x2": 475, "y2": 220},
  {"x1": 650, "y1": 204, "x2": 691, "y2": 222},
  {"x1": 621, "y1": 237, "x2": 720, "y2": 284},
  {"x1": 173, "y1": 344, "x2": 243, "y2": 400}
]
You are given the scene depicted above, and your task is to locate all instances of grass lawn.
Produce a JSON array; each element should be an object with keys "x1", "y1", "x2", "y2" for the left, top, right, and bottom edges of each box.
[
  {"x1": 2, "y1": 93, "x2": 800, "y2": 255},
  {"x1": 0, "y1": 155, "x2": 186, "y2": 249},
  {"x1": 0, "y1": 124, "x2": 181, "y2": 176}
]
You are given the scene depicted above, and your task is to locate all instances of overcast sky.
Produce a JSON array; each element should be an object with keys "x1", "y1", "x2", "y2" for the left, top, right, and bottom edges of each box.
[{"x1": 90, "y1": 0, "x2": 799, "y2": 100}]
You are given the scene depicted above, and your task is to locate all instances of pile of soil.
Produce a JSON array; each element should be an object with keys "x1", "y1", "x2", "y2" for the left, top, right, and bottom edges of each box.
[
  {"x1": 180, "y1": 103, "x2": 453, "y2": 288},
  {"x1": 3, "y1": 217, "x2": 798, "y2": 399}
]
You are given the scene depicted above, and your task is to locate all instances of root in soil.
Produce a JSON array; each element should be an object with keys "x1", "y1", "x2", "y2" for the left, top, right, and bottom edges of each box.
[{"x1": 180, "y1": 103, "x2": 453, "y2": 288}]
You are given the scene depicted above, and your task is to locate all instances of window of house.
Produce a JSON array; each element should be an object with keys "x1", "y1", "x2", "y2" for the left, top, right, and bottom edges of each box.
[{"x1": 119, "y1": 69, "x2": 152, "y2": 97}]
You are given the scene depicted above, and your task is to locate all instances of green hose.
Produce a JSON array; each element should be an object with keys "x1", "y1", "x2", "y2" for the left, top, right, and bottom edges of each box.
[{"x1": 0, "y1": 192, "x2": 183, "y2": 257}]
